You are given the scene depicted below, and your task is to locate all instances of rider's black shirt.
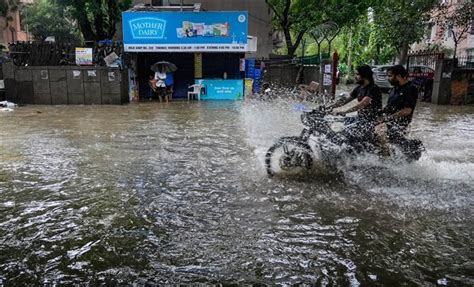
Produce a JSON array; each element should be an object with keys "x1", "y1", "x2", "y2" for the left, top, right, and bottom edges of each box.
[
  {"x1": 383, "y1": 81, "x2": 418, "y2": 127},
  {"x1": 349, "y1": 83, "x2": 382, "y2": 121}
]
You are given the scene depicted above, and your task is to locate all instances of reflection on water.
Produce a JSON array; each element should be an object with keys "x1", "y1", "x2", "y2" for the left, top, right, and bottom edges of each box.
[{"x1": 0, "y1": 100, "x2": 473, "y2": 285}]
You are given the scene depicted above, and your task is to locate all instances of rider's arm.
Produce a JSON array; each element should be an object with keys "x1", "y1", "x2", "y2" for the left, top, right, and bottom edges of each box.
[
  {"x1": 341, "y1": 96, "x2": 372, "y2": 114},
  {"x1": 394, "y1": 107, "x2": 413, "y2": 118},
  {"x1": 329, "y1": 87, "x2": 357, "y2": 109},
  {"x1": 382, "y1": 107, "x2": 412, "y2": 122},
  {"x1": 330, "y1": 94, "x2": 354, "y2": 109},
  {"x1": 383, "y1": 85, "x2": 417, "y2": 122}
]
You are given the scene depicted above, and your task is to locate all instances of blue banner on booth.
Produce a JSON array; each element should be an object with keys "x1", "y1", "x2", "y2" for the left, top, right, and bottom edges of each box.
[
  {"x1": 196, "y1": 79, "x2": 243, "y2": 100},
  {"x1": 122, "y1": 11, "x2": 248, "y2": 52}
]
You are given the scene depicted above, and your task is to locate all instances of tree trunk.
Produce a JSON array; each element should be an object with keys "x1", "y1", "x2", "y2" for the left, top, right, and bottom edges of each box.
[
  {"x1": 398, "y1": 40, "x2": 409, "y2": 65},
  {"x1": 295, "y1": 64, "x2": 304, "y2": 85},
  {"x1": 347, "y1": 29, "x2": 353, "y2": 73},
  {"x1": 94, "y1": 0, "x2": 107, "y2": 40},
  {"x1": 283, "y1": 28, "x2": 295, "y2": 56},
  {"x1": 77, "y1": 17, "x2": 95, "y2": 41},
  {"x1": 287, "y1": 30, "x2": 306, "y2": 57},
  {"x1": 375, "y1": 43, "x2": 380, "y2": 65},
  {"x1": 107, "y1": 0, "x2": 119, "y2": 38},
  {"x1": 74, "y1": 5, "x2": 96, "y2": 41},
  {"x1": 452, "y1": 30, "x2": 458, "y2": 58}
]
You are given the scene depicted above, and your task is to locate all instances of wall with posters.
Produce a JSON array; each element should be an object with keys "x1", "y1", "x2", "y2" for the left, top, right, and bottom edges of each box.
[
  {"x1": 122, "y1": 11, "x2": 248, "y2": 52},
  {"x1": 2, "y1": 61, "x2": 127, "y2": 105}
]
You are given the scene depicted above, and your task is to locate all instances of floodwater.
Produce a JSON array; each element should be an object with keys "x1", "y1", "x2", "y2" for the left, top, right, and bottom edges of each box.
[{"x1": 0, "y1": 98, "x2": 473, "y2": 286}]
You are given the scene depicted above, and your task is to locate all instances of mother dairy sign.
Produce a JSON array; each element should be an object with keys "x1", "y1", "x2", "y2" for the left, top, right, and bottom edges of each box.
[
  {"x1": 130, "y1": 18, "x2": 166, "y2": 39},
  {"x1": 122, "y1": 11, "x2": 248, "y2": 52}
]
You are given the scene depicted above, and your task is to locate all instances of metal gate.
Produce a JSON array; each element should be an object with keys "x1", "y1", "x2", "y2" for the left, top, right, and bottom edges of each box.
[{"x1": 407, "y1": 52, "x2": 444, "y2": 102}]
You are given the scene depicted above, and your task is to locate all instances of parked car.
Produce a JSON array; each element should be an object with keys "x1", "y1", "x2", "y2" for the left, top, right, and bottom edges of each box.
[
  {"x1": 407, "y1": 65, "x2": 435, "y2": 78},
  {"x1": 372, "y1": 64, "x2": 435, "y2": 92},
  {"x1": 0, "y1": 63, "x2": 4, "y2": 101},
  {"x1": 372, "y1": 65, "x2": 393, "y2": 92}
]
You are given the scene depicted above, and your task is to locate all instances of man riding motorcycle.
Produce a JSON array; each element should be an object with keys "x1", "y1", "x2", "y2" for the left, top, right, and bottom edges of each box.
[
  {"x1": 375, "y1": 65, "x2": 419, "y2": 157},
  {"x1": 329, "y1": 64, "x2": 382, "y2": 142}
]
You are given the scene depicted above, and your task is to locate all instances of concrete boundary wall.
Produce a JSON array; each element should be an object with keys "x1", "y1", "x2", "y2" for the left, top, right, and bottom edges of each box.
[
  {"x1": 450, "y1": 69, "x2": 474, "y2": 105},
  {"x1": 265, "y1": 65, "x2": 321, "y2": 86},
  {"x1": 2, "y1": 60, "x2": 128, "y2": 105}
]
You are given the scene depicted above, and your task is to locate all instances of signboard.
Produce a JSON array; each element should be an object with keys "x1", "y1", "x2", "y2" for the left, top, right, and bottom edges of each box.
[
  {"x1": 196, "y1": 79, "x2": 244, "y2": 100},
  {"x1": 122, "y1": 11, "x2": 248, "y2": 52},
  {"x1": 324, "y1": 64, "x2": 332, "y2": 73},
  {"x1": 75, "y1": 48, "x2": 93, "y2": 65},
  {"x1": 323, "y1": 74, "x2": 332, "y2": 86}
]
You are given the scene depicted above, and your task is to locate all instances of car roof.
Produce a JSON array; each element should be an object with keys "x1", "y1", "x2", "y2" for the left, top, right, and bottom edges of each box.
[{"x1": 408, "y1": 65, "x2": 435, "y2": 71}]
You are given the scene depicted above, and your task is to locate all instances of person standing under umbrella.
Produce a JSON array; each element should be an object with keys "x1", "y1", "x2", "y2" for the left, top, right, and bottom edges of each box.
[
  {"x1": 150, "y1": 61, "x2": 178, "y2": 103},
  {"x1": 154, "y1": 71, "x2": 167, "y2": 102}
]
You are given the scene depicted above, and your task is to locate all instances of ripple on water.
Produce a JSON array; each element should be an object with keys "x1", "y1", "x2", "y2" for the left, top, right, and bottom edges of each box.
[{"x1": 0, "y1": 101, "x2": 472, "y2": 285}]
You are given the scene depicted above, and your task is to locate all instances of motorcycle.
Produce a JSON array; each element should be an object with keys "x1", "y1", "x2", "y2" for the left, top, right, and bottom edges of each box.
[{"x1": 265, "y1": 106, "x2": 425, "y2": 177}]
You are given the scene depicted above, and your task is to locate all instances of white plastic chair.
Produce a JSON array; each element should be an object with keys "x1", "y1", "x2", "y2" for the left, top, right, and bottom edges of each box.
[{"x1": 187, "y1": 84, "x2": 203, "y2": 101}]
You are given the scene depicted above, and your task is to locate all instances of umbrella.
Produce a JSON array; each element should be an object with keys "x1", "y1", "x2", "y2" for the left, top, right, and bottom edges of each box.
[{"x1": 150, "y1": 61, "x2": 178, "y2": 73}]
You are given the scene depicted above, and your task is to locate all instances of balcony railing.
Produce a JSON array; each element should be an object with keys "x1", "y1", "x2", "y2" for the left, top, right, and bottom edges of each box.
[{"x1": 456, "y1": 56, "x2": 474, "y2": 69}]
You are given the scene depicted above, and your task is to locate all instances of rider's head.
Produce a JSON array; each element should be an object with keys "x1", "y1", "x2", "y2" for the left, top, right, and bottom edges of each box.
[
  {"x1": 387, "y1": 65, "x2": 408, "y2": 86},
  {"x1": 355, "y1": 65, "x2": 374, "y2": 85}
]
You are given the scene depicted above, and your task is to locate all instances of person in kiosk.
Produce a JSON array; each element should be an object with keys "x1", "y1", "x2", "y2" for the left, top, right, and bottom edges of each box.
[
  {"x1": 152, "y1": 71, "x2": 168, "y2": 102},
  {"x1": 164, "y1": 72, "x2": 174, "y2": 102},
  {"x1": 148, "y1": 74, "x2": 159, "y2": 101},
  {"x1": 149, "y1": 61, "x2": 177, "y2": 103}
]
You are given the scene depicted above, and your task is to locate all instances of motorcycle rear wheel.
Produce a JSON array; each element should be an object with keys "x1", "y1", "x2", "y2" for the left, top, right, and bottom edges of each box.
[{"x1": 265, "y1": 137, "x2": 313, "y2": 177}]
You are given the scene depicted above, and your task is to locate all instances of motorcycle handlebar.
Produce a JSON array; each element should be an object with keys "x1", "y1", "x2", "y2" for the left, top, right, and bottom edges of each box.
[{"x1": 309, "y1": 106, "x2": 333, "y2": 113}]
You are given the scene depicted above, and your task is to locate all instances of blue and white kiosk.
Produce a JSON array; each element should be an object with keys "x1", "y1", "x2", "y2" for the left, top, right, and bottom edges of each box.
[{"x1": 122, "y1": 10, "x2": 248, "y2": 101}]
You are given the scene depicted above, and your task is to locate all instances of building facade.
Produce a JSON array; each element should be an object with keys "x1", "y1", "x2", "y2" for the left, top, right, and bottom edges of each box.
[
  {"x1": 0, "y1": 0, "x2": 34, "y2": 50},
  {"x1": 412, "y1": 0, "x2": 473, "y2": 59}
]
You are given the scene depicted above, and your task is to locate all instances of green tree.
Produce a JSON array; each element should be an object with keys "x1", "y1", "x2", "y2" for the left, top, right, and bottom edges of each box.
[
  {"x1": 54, "y1": 0, "x2": 131, "y2": 41},
  {"x1": 0, "y1": 0, "x2": 19, "y2": 23},
  {"x1": 266, "y1": 0, "x2": 371, "y2": 57},
  {"x1": 372, "y1": 0, "x2": 439, "y2": 64},
  {"x1": 266, "y1": 0, "x2": 322, "y2": 56},
  {"x1": 23, "y1": 0, "x2": 82, "y2": 43}
]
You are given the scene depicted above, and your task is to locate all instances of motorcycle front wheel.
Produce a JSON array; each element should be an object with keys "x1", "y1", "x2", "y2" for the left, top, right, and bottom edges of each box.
[{"x1": 265, "y1": 137, "x2": 313, "y2": 177}]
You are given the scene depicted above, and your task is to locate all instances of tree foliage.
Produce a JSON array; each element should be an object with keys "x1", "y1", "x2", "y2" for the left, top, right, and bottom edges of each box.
[
  {"x1": 54, "y1": 0, "x2": 131, "y2": 41},
  {"x1": 266, "y1": 0, "x2": 372, "y2": 56},
  {"x1": 0, "y1": 0, "x2": 19, "y2": 22},
  {"x1": 371, "y1": 0, "x2": 439, "y2": 64},
  {"x1": 266, "y1": 0, "x2": 322, "y2": 56},
  {"x1": 23, "y1": 0, "x2": 83, "y2": 43}
]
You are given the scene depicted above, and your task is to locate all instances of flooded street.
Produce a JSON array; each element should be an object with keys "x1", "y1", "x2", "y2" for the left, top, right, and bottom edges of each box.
[{"x1": 0, "y1": 100, "x2": 473, "y2": 285}]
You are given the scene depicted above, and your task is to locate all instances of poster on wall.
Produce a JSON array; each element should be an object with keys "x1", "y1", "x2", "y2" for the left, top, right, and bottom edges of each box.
[
  {"x1": 75, "y1": 48, "x2": 93, "y2": 65},
  {"x1": 323, "y1": 74, "x2": 332, "y2": 86},
  {"x1": 122, "y1": 11, "x2": 248, "y2": 52},
  {"x1": 197, "y1": 79, "x2": 244, "y2": 100},
  {"x1": 324, "y1": 64, "x2": 332, "y2": 74}
]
